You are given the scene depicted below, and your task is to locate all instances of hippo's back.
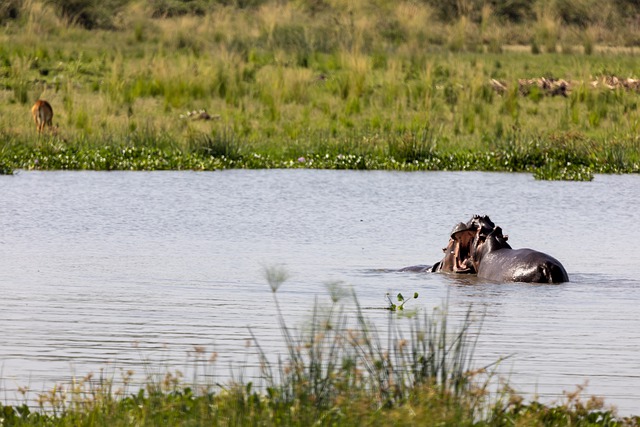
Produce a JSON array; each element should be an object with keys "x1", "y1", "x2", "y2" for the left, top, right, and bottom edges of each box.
[{"x1": 478, "y1": 248, "x2": 569, "y2": 283}]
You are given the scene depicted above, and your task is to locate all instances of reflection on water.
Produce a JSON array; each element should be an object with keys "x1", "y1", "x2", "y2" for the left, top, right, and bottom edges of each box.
[{"x1": 1, "y1": 170, "x2": 640, "y2": 414}]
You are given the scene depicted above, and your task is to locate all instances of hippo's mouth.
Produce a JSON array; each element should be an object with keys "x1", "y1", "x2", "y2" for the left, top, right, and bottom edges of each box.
[{"x1": 453, "y1": 233, "x2": 476, "y2": 273}]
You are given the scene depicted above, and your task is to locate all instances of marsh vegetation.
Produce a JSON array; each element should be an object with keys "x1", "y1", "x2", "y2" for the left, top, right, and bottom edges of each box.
[{"x1": 1, "y1": 1, "x2": 640, "y2": 178}]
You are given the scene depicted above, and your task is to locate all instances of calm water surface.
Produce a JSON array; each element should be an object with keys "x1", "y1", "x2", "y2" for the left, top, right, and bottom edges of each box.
[{"x1": 1, "y1": 170, "x2": 639, "y2": 414}]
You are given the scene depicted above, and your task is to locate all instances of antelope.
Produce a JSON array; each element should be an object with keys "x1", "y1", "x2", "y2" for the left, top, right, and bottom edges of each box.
[{"x1": 31, "y1": 100, "x2": 54, "y2": 133}]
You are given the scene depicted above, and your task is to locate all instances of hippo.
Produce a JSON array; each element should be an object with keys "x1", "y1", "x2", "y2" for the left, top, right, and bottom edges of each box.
[
  {"x1": 402, "y1": 215, "x2": 569, "y2": 283},
  {"x1": 469, "y1": 225, "x2": 569, "y2": 283}
]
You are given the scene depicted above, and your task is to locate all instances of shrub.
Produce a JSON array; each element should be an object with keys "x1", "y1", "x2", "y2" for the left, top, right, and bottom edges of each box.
[
  {"x1": 190, "y1": 130, "x2": 241, "y2": 159},
  {"x1": 270, "y1": 23, "x2": 309, "y2": 53},
  {"x1": 421, "y1": 0, "x2": 534, "y2": 23},
  {"x1": 615, "y1": 0, "x2": 640, "y2": 19},
  {"x1": 44, "y1": 0, "x2": 130, "y2": 29},
  {"x1": 149, "y1": 0, "x2": 215, "y2": 18},
  {"x1": 489, "y1": 0, "x2": 534, "y2": 23},
  {"x1": 216, "y1": 0, "x2": 269, "y2": 8},
  {"x1": 0, "y1": 0, "x2": 23, "y2": 23},
  {"x1": 553, "y1": 0, "x2": 598, "y2": 27}
]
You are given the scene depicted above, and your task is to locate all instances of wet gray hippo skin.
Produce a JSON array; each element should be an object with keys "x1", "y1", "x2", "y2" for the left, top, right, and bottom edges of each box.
[
  {"x1": 471, "y1": 226, "x2": 569, "y2": 283},
  {"x1": 399, "y1": 264, "x2": 434, "y2": 273}
]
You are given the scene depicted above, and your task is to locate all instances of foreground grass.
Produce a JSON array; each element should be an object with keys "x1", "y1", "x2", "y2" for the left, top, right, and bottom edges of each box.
[
  {"x1": 1, "y1": 270, "x2": 638, "y2": 426},
  {"x1": 2, "y1": 2, "x2": 640, "y2": 179},
  {"x1": 0, "y1": 384, "x2": 632, "y2": 426}
]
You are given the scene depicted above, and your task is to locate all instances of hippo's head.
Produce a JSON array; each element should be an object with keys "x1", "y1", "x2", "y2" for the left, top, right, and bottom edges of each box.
[
  {"x1": 440, "y1": 222, "x2": 477, "y2": 273},
  {"x1": 437, "y1": 216, "x2": 511, "y2": 274},
  {"x1": 466, "y1": 215, "x2": 495, "y2": 238},
  {"x1": 469, "y1": 225, "x2": 512, "y2": 269}
]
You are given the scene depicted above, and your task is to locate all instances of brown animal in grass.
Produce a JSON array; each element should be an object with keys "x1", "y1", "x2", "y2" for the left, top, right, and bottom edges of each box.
[{"x1": 31, "y1": 100, "x2": 53, "y2": 133}]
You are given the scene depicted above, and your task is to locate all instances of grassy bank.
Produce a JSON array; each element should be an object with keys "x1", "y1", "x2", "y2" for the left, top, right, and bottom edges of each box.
[
  {"x1": 2, "y1": 1, "x2": 640, "y2": 179},
  {"x1": 1, "y1": 271, "x2": 636, "y2": 426}
]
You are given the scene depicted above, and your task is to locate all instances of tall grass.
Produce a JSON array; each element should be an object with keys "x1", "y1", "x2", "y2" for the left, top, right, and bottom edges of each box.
[
  {"x1": 3, "y1": 1, "x2": 640, "y2": 178},
  {"x1": 258, "y1": 269, "x2": 490, "y2": 416}
]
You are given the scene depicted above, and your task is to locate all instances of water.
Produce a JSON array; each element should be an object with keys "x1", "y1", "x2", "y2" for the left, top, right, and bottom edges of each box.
[{"x1": 1, "y1": 170, "x2": 639, "y2": 415}]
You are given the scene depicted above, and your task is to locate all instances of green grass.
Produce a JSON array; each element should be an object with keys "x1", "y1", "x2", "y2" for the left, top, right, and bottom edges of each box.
[
  {"x1": 1, "y1": 269, "x2": 637, "y2": 426},
  {"x1": 1, "y1": 133, "x2": 637, "y2": 179},
  {"x1": 3, "y1": 2, "x2": 640, "y2": 179}
]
